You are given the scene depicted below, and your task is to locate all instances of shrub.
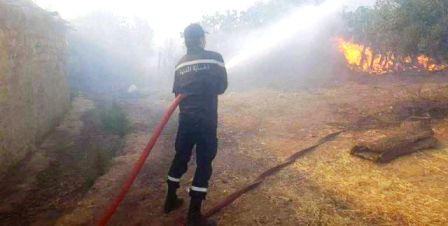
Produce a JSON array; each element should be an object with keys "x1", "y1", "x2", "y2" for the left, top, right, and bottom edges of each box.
[{"x1": 99, "y1": 102, "x2": 130, "y2": 137}]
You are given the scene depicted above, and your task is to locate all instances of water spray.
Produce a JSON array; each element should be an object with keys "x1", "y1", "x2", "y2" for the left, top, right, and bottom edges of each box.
[{"x1": 225, "y1": 0, "x2": 349, "y2": 71}]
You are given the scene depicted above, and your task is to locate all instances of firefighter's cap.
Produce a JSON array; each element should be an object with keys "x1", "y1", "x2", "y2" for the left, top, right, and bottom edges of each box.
[{"x1": 183, "y1": 23, "x2": 207, "y2": 40}]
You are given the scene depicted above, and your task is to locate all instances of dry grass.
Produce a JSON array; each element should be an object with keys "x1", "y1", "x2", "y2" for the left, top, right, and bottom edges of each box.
[
  {"x1": 53, "y1": 79, "x2": 448, "y2": 225},
  {"x1": 294, "y1": 139, "x2": 448, "y2": 225},
  {"x1": 219, "y1": 80, "x2": 448, "y2": 225}
]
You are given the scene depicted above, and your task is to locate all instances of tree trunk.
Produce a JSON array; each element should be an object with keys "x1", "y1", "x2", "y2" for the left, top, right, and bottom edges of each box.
[
  {"x1": 411, "y1": 55, "x2": 417, "y2": 69},
  {"x1": 360, "y1": 45, "x2": 367, "y2": 66},
  {"x1": 379, "y1": 54, "x2": 384, "y2": 67},
  {"x1": 381, "y1": 52, "x2": 390, "y2": 67},
  {"x1": 370, "y1": 50, "x2": 376, "y2": 69},
  {"x1": 390, "y1": 54, "x2": 397, "y2": 70}
]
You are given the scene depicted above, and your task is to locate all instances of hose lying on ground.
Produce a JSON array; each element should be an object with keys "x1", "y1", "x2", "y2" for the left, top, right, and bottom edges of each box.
[
  {"x1": 173, "y1": 130, "x2": 343, "y2": 225},
  {"x1": 97, "y1": 95, "x2": 185, "y2": 226},
  {"x1": 202, "y1": 130, "x2": 343, "y2": 218}
]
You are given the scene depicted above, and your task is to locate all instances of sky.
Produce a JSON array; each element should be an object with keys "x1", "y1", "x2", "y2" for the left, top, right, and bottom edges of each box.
[
  {"x1": 33, "y1": 0, "x2": 375, "y2": 69},
  {"x1": 33, "y1": 0, "x2": 375, "y2": 45},
  {"x1": 33, "y1": 0, "x2": 264, "y2": 43}
]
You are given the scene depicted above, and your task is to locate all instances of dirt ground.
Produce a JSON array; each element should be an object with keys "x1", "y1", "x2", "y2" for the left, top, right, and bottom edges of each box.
[
  {"x1": 2, "y1": 74, "x2": 448, "y2": 225},
  {"x1": 0, "y1": 97, "x2": 123, "y2": 225}
]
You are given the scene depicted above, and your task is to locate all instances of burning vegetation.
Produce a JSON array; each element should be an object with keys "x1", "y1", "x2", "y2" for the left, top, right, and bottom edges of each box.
[
  {"x1": 341, "y1": 0, "x2": 448, "y2": 75},
  {"x1": 337, "y1": 38, "x2": 448, "y2": 74}
]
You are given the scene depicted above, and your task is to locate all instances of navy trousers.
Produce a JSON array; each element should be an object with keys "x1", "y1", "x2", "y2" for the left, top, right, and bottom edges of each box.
[{"x1": 167, "y1": 118, "x2": 218, "y2": 200}]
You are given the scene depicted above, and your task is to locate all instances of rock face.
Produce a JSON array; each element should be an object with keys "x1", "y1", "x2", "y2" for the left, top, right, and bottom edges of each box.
[{"x1": 0, "y1": 0, "x2": 70, "y2": 176}]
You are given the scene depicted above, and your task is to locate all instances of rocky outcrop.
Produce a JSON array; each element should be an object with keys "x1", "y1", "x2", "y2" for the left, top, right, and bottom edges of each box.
[{"x1": 0, "y1": 0, "x2": 69, "y2": 176}]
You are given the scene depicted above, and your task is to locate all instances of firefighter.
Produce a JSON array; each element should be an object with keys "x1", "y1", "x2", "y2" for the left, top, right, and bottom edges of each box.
[{"x1": 164, "y1": 23, "x2": 228, "y2": 226}]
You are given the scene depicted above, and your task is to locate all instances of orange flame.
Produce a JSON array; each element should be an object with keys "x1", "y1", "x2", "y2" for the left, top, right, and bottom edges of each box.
[{"x1": 336, "y1": 38, "x2": 448, "y2": 74}]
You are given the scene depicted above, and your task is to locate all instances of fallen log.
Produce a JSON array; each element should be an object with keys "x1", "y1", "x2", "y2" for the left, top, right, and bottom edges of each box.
[{"x1": 351, "y1": 120, "x2": 438, "y2": 163}]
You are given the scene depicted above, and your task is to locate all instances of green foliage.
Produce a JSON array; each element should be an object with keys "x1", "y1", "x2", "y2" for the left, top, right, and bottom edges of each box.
[
  {"x1": 98, "y1": 102, "x2": 130, "y2": 137},
  {"x1": 344, "y1": 0, "x2": 448, "y2": 65}
]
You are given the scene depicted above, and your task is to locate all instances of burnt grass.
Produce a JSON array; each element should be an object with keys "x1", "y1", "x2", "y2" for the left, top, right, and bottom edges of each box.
[{"x1": 0, "y1": 102, "x2": 127, "y2": 225}]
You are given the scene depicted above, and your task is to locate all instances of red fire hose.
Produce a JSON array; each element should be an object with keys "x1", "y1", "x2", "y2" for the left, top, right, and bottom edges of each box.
[
  {"x1": 97, "y1": 93, "x2": 342, "y2": 226},
  {"x1": 97, "y1": 95, "x2": 185, "y2": 226}
]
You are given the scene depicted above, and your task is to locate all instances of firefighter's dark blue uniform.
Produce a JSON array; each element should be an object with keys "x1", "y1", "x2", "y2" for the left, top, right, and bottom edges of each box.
[{"x1": 167, "y1": 46, "x2": 228, "y2": 200}]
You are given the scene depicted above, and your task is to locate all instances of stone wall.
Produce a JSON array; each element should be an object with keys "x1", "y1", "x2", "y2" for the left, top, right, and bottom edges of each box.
[{"x1": 0, "y1": 0, "x2": 70, "y2": 176}]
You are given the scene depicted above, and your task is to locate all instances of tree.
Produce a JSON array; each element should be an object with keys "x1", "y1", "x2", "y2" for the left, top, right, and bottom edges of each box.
[
  {"x1": 201, "y1": 0, "x2": 315, "y2": 33},
  {"x1": 343, "y1": 0, "x2": 448, "y2": 71}
]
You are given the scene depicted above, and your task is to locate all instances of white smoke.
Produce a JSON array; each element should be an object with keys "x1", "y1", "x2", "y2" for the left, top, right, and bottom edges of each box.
[{"x1": 225, "y1": 0, "x2": 375, "y2": 71}]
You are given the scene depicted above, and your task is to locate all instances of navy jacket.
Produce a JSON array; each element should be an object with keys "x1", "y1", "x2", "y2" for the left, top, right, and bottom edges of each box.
[{"x1": 173, "y1": 47, "x2": 228, "y2": 129}]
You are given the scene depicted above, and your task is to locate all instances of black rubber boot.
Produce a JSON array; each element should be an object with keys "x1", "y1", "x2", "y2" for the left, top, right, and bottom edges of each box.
[
  {"x1": 164, "y1": 184, "x2": 184, "y2": 214},
  {"x1": 187, "y1": 198, "x2": 216, "y2": 226}
]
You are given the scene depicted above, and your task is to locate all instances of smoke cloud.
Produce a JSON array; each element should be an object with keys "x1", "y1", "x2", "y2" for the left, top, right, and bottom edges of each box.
[{"x1": 55, "y1": 0, "x2": 377, "y2": 95}]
